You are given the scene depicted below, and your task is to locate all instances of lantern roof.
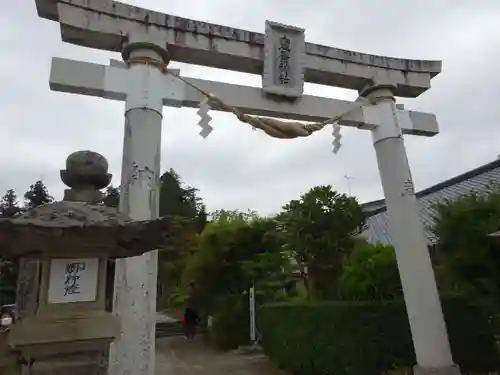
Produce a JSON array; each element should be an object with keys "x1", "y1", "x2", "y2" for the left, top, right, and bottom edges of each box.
[{"x1": 0, "y1": 151, "x2": 169, "y2": 259}]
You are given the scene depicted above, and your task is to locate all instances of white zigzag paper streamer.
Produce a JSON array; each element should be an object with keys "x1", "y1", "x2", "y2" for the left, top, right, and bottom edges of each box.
[
  {"x1": 197, "y1": 97, "x2": 213, "y2": 138},
  {"x1": 332, "y1": 123, "x2": 342, "y2": 154}
]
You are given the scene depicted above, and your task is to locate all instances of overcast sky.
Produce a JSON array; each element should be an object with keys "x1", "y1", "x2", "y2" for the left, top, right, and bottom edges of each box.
[{"x1": 0, "y1": 0, "x2": 499, "y2": 215}]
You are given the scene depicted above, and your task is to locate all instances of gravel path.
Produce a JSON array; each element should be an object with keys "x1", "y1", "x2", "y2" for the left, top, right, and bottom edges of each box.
[{"x1": 155, "y1": 337, "x2": 287, "y2": 375}]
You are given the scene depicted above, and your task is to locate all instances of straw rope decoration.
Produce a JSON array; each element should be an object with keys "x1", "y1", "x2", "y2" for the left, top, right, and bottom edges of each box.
[{"x1": 127, "y1": 56, "x2": 373, "y2": 153}]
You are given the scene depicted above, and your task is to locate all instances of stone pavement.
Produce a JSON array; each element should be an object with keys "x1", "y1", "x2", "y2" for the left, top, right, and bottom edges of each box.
[
  {"x1": 3, "y1": 332, "x2": 286, "y2": 374},
  {"x1": 156, "y1": 312, "x2": 177, "y2": 323},
  {"x1": 155, "y1": 337, "x2": 288, "y2": 375}
]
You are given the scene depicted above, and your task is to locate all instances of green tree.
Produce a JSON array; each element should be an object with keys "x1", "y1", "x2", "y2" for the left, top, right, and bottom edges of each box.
[
  {"x1": 0, "y1": 189, "x2": 22, "y2": 217},
  {"x1": 431, "y1": 187, "x2": 500, "y2": 308},
  {"x1": 159, "y1": 169, "x2": 207, "y2": 231},
  {"x1": 102, "y1": 185, "x2": 120, "y2": 208},
  {"x1": 24, "y1": 180, "x2": 53, "y2": 208},
  {"x1": 156, "y1": 169, "x2": 206, "y2": 307},
  {"x1": 182, "y1": 213, "x2": 288, "y2": 313},
  {"x1": 211, "y1": 209, "x2": 259, "y2": 221},
  {"x1": 182, "y1": 214, "x2": 249, "y2": 312},
  {"x1": 0, "y1": 189, "x2": 22, "y2": 305},
  {"x1": 182, "y1": 212, "x2": 291, "y2": 349},
  {"x1": 236, "y1": 217, "x2": 291, "y2": 300},
  {"x1": 159, "y1": 169, "x2": 186, "y2": 217},
  {"x1": 95, "y1": 171, "x2": 207, "y2": 309},
  {"x1": 339, "y1": 240, "x2": 402, "y2": 301},
  {"x1": 277, "y1": 185, "x2": 366, "y2": 299},
  {"x1": 157, "y1": 216, "x2": 198, "y2": 309}
]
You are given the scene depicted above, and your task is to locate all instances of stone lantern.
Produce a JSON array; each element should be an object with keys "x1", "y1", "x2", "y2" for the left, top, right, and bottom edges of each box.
[{"x1": 0, "y1": 151, "x2": 170, "y2": 374}]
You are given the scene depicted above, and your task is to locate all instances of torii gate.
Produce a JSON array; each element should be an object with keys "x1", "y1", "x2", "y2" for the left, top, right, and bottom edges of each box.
[{"x1": 34, "y1": 1, "x2": 459, "y2": 375}]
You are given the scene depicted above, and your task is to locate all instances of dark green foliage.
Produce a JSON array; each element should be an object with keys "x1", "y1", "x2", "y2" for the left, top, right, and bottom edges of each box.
[
  {"x1": 431, "y1": 188, "x2": 500, "y2": 308},
  {"x1": 277, "y1": 185, "x2": 365, "y2": 299},
  {"x1": 157, "y1": 216, "x2": 198, "y2": 309},
  {"x1": 159, "y1": 169, "x2": 206, "y2": 232},
  {"x1": 24, "y1": 180, "x2": 53, "y2": 208},
  {"x1": 102, "y1": 185, "x2": 120, "y2": 208},
  {"x1": 259, "y1": 298, "x2": 499, "y2": 375},
  {"x1": 209, "y1": 294, "x2": 250, "y2": 350},
  {"x1": 156, "y1": 169, "x2": 207, "y2": 308},
  {"x1": 159, "y1": 169, "x2": 187, "y2": 217},
  {"x1": 0, "y1": 189, "x2": 22, "y2": 217},
  {"x1": 339, "y1": 241, "x2": 403, "y2": 301},
  {"x1": 209, "y1": 291, "x2": 270, "y2": 350},
  {"x1": 182, "y1": 212, "x2": 290, "y2": 348},
  {"x1": 182, "y1": 214, "x2": 288, "y2": 313},
  {"x1": 0, "y1": 189, "x2": 22, "y2": 305}
]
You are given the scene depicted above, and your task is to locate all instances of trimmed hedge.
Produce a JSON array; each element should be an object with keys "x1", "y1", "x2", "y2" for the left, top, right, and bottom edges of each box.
[{"x1": 259, "y1": 298, "x2": 500, "y2": 375}]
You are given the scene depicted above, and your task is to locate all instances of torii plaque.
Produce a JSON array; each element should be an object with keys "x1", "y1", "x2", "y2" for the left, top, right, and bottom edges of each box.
[{"x1": 33, "y1": 2, "x2": 459, "y2": 375}]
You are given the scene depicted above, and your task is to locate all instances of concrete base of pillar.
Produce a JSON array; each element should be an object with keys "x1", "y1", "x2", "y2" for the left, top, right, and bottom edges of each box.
[{"x1": 414, "y1": 364, "x2": 461, "y2": 375}]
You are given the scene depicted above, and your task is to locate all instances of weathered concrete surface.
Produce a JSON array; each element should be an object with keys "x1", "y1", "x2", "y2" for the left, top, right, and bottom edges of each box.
[
  {"x1": 0, "y1": 331, "x2": 8, "y2": 359},
  {"x1": 108, "y1": 46, "x2": 165, "y2": 375},
  {"x1": 49, "y1": 57, "x2": 440, "y2": 137},
  {"x1": 0, "y1": 332, "x2": 18, "y2": 375},
  {"x1": 61, "y1": 150, "x2": 111, "y2": 203},
  {"x1": 155, "y1": 337, "x2": 288, "y2": 375},
  {"x1": 0, "y1": 201, "x2": 172, "y2": 259},
  {"x1": 35, "y1": 0, "x2": 440, "y2": 97},
  {"x1": 366, "y1": 88, "x2": 455, "y2": 371}
]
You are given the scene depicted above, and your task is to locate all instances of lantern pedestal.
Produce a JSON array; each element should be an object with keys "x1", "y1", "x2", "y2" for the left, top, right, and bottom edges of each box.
[
  {"x1": 8, "y1": 256, "x2": 118, "y2": 374},
  {"x1": 9, "y1": 313, "x2": 118, "y2": 355}
]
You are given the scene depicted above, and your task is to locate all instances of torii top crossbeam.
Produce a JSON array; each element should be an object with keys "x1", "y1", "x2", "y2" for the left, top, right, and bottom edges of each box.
[{"x1": 36, "y1": 0, "x2": 440, "y2": 98}]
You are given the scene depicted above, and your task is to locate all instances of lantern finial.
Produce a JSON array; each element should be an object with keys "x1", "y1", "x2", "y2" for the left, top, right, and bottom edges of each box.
[{"x1": 60, "y1": 150, "x2": 112, "y2": 203}]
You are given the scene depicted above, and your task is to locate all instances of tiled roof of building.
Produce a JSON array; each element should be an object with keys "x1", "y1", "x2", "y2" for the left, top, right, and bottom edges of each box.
[{"x1": 362, "y1": 159, "x2": 500, "y2": 245}]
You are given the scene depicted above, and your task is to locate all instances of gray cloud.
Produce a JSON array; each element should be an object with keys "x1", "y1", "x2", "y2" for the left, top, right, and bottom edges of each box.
[{"x1": 1, "y1": 0, "x2": 499, "y2": 215}]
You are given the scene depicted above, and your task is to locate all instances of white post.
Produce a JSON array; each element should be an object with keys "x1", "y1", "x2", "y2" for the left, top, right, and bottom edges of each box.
[
  {"x1": 365, "y1": 86, "x2": 459, "y2": 375},
  {"x1": 344, "y1": 175, "x2": 353, "y2": 196},
  {"x1": 249, "y1": 285, "x2": 256, "y2": 344},
  {"x1": 108, "y1": 43, "x2": 168, "y2": 375}
]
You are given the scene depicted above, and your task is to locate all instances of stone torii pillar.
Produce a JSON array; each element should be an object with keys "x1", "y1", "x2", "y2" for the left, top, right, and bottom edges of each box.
[
  {"x1": 110, "y1": 40, "x2": 165, "y2": 375},
  {"x1": 33, "y1": 1, "x2": 459, "y2": 375},
  {"x1": 362, "y1": 85, "x2": 457, "y2": 375}
]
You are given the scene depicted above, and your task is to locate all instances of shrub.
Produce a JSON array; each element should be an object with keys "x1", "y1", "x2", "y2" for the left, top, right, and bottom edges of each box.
[
  {"x1": 339, "y1": 242, "x2": 402, "y2": 301},
  {"x1": 259, "y1": 298, "x2": 499, "y2": 375},
  {"x1": 209, "y1": 294, "x2": 250, "y2": 350}
]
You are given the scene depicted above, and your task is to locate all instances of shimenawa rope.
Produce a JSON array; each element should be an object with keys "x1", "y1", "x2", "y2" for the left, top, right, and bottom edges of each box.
[{"x1": 126, "y1": 56, "x2": 371, "y2": 142}]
